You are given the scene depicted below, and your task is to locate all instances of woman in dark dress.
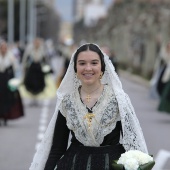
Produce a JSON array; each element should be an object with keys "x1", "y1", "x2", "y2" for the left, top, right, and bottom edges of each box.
[
  {"x1": 158, "y1": 41, "x2": 170, "y2": 113},
  {"x1": 0, "y1": 41, "x2": 24, "y2": 126},
  {"x1": 155, "y1": 41, "x2": 170, "y2": 97},
  {"x1": 29, "y1": 43, "x2": 148, "y2": 170},
  {"x1": 22, "y1": 38, "x2": 46, "y2": 96}
]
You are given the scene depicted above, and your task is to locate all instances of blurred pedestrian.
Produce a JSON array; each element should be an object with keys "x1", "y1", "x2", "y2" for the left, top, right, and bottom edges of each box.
[
  {"x1": 158, "y1": 41, "x2": 170, "y2": 113},
  {"x1": 101, "y1": 46, "x2": 119, "y2": 74},
  {"x1": 150, "y1": 40, "x2": 170, "y2": 100},
  {"x1": 109, "y1": 49, "x2": 119, "y2": 74},
  {"x1": 21, "y1": 38, "x2": 48, "y2": 105},
  {"x1": 156, "y1": 41, "x2": 170, "y2": 97},
  {"x1": 29, "y1": 43, "x2": 148, "y2": 170},
  {"x1": 0, "y1": 40, "x2": 24, "y2": 126},
  {"x1": 56, "y1": 41, "x2": 77, "y2": 88}
]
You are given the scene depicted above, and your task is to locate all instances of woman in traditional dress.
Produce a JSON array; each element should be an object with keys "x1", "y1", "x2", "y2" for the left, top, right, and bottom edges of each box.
[
  {"x1": 155, "y1": 41, "x2": 170, "y2": 97},
  {"x1": 29, "y1": 43, "x2": 148, "y2": 170},
  {"x1": 0, "y1": 41, "x2": 24, "y2": 126},
  {"x1": 158, "y1": 41, "x2": 170, "y2": 113},
  {"x1": 22, "y1": 38, "x2": 46, "y2": 95},
  {"x1": 21, "y1": 38, "x2": 56, "y2": 102}
]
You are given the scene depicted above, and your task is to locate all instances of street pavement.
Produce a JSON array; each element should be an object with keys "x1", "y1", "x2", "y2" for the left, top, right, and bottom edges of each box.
[{"x1": 0, "y1": 71, "x2": 170, "y2": 170}]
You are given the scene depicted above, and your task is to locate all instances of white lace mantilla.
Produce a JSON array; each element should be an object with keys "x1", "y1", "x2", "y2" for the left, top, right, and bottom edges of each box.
[
  {"x1": 29, "y1": 43, "x2": 148, "y2": 170},
  {"x1": 59, "y1": 85, "x2": 121, "y2": 146}
]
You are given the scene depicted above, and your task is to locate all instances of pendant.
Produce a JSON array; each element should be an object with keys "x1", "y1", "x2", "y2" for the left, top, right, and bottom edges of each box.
[
  {"x1": 86, "y1": 94, "x2": 91, "y2": 102},
  {"x1": 84, "y1": 113, "x2": 95, "y2": 129}
]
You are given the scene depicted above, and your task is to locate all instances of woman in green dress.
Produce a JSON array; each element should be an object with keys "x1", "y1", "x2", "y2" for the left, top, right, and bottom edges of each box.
[{"x1": 158, "y1": 41, "x2": 170, "y2": 113}]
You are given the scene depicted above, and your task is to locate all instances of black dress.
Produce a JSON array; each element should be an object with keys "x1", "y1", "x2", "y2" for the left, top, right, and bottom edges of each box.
[
  {"x1": 156, "y1": 64, "x2": 167, "y2": 96},
  {"x1": 158, "y1": 79, "x2": 170, "y2": 113},
  {"x1": 0, "y1": 66, "x2": 24, "y2": 124},
  {"x1": 44, "y1": 111, "x2": 125, "y2": 170},
  {"x1": 24, "y1": 59, "x2": 45, "y2": 95}
]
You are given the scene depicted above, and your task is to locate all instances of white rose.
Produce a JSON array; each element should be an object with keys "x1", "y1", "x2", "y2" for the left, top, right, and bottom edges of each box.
[{"x1": 124, "y1": 158, "x2": 139, "y2": 170}]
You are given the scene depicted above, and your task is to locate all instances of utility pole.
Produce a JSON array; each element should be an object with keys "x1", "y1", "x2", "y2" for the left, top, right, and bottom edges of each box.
[
  {"x1": 8, "y1": 0, "x2": 14, "y2": 44},
  {"x1": 19, "y1": 0, "x2": 26, "y2": 45},
  {"x1": 27, "y1": 0, "x2": 36, "y2": 42}
]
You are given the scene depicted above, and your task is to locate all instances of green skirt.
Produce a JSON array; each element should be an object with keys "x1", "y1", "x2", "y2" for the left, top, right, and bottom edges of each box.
[{"x1": 158, "y1": 80, "x2": 170, "y2": 113}]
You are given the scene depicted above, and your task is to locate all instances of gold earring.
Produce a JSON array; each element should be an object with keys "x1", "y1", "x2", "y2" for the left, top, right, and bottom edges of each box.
[{"x1": 99, "y1": 74, "x2": 103, "y2": 80}]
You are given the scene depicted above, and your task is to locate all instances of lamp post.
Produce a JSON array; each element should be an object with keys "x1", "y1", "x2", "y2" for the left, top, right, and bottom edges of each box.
[
  {"x1": 27, "y1": 0, "x2": 36, "y2": 42},
  {"x1": 8, "y1": 0, "x2": 14, "y2": 44},
  {"x1": 19, "y1": 0, "x2": 26, "y2": 45}
]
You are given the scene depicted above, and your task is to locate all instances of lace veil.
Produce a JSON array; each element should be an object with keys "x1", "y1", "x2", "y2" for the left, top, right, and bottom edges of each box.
[{"x1": 29, "y1": 43, "x2": 148, "y2": 170}]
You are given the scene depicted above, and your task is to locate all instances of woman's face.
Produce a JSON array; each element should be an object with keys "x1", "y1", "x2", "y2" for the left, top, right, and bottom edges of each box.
[{"x1": 76, "y1": 50, "x2": 102, "y2": 86}]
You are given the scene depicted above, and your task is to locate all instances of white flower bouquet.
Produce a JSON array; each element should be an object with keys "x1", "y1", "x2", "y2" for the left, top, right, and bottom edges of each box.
[
  {"x1": 42, "y1": 64, "x2": 52, "y2": 74},
  {"x1": 112, "y1": 150, "x2": 155, "y2": 170},
  {"x1": 8, "y1": 78, "x2": 22, "y2": 91}
]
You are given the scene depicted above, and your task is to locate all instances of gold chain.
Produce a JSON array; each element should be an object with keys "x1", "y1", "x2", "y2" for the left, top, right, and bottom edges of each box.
[{"x1": 82, "y1": 85, "x2": 101, "y2": 103}]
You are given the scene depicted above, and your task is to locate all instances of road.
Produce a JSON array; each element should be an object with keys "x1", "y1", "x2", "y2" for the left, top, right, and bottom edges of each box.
[{"x1": 0, "y1": 72, "x2": 170, "y2": 170}]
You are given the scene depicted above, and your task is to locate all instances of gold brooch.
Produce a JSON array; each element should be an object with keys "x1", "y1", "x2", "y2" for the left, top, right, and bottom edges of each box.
[{"x1": 84, "y1": 113, "x2": 95, "y2": 129}]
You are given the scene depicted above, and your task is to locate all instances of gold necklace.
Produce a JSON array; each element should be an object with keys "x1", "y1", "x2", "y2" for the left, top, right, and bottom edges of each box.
[{"x1": 81, "y1": 85, "x2": 101, "y2": 103}]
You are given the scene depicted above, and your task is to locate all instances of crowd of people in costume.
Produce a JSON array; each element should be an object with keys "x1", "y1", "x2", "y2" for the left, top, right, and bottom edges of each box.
[{"x1": 0, "y1": 37, "x2": 72, "y2": 126}]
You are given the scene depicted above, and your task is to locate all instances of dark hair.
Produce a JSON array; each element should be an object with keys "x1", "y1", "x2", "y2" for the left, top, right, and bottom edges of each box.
[{"x1": 74, "y1": 43, "x2": 105, "y2": 73}]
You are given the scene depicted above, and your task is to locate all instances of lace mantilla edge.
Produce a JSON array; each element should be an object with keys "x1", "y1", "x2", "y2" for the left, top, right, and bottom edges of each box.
[{"x1": 117, "y1": 93, "x2": 148, "y2": 153}]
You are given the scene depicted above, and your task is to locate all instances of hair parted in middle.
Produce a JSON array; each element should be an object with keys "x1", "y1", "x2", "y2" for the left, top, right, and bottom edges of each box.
[{"x1": 73, "y1": 43, "x2": 105, "y2": 73}]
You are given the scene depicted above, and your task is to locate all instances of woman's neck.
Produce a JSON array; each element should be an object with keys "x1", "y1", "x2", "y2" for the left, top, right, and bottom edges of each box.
[
  {"x1": 81, "y1": 83, "x2": 101, "y2": 94},
  {"x1": 80, "y1": 83, "x2": 104, "y2": 107}
]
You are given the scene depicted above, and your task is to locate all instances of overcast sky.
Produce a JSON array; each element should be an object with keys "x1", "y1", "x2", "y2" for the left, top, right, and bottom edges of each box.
[{"x1": 55, "y1": 0, "x2": 113, "y2": 22}]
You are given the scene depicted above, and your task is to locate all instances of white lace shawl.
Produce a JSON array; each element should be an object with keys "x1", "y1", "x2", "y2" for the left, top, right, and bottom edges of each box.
[
  {"x1": 59, "y1": 85, "x2": 121, "y2": 147},
  {"x1": 29, "y1": 43, "x2": 148, "y2": 170}
]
